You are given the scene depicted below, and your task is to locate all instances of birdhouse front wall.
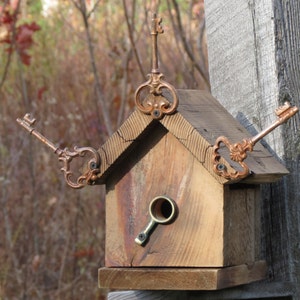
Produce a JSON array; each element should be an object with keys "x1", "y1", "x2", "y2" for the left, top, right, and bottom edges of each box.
[{"x1": 104, "y1": 124, "x2": 259, "y2": 268}]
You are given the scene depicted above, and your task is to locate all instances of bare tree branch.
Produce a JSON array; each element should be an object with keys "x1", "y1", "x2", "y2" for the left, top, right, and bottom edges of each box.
[
  {"x1": 117, "y1": 49, "x2": 132, "y2": 127},
  {"x1": 86, "y1": 0, "x2": 101, "y2": 19},
  {"x1": 0, "y1": 48, "x2": 13, "y2": 90},
  {"x1": 0, "y1": 0, "x2": 10, "y2": 22},
  {"x1": 72, "y1": 0, "x2": 113, "y2": 136},
  {"x1": 169, "y1": 0, "x2": 210, "y2": 89},
  {"x1": 70, "y1": 0, "x2": 82, "y2": 12},
  {"x1": 122, "y1": 0, "x2": 147, "y2": 80}
]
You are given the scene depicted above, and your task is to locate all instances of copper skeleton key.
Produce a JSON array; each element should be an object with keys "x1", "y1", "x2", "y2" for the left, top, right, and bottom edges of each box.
[
  {"x1": 17, "y1": 113, "x2": 101, "y2": 189},
  {"x1": 213, "y1": 102, "x2": 299, "y2": 180},
  {"x1": 134, "y1": 13, "x2": 178, "y2": 119}
]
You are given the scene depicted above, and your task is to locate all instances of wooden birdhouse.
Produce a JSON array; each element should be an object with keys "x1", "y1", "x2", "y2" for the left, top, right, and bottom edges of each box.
[
  {"x1": 16, "y1": 14, "x2": 298, "y2": 292},
  {"x1": 96, "y1": 88, "x2": 296, "y2": 290},
  {"x1": 95, "y1": 15, "x2": 298, "y2": 291}
]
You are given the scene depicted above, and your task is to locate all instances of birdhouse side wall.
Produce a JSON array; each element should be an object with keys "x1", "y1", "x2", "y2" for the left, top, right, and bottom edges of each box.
[{"x1": 223, "y1": 185, "x2": 261, "y2": 266}]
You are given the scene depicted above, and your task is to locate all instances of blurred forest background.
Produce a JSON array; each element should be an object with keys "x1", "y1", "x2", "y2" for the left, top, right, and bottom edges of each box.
[{"x1": 0, "y1": 0, "x2": 209, "y2": 299}]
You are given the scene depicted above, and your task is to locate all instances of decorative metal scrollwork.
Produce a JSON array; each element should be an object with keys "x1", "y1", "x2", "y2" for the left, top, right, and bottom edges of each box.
[
  {"x1": 213, "y1": 102, "x2": 299, "y2": 180},
  {"x1": 213, "y1": 137, "x2": 251, "y2": 180},
  {"x1": 17, "y1": 113, "x2": 101, "y2": 189},
  {"x1": 135, "y1": 13, "x2": 178, "y2": 119},
  {"x1": 58, "y1": 146, "x2": 100, "y2": 189}
]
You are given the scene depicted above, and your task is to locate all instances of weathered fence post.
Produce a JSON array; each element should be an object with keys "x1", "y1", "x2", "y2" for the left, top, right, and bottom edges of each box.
[
  {"x1": 105, "y1": 1, "x2": 300, "y2": 298},
  {"x1": 203, "y1": 0, "x2": 300, "y2": 298}
]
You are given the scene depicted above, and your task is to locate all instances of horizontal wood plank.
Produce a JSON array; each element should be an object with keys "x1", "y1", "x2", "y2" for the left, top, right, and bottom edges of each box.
[
  {"x1": 99, "y1": 261, "x2": 267, "y2": 291},
  {"x1": 107, "y1": 281, "x2": 295, "y2": 300}
]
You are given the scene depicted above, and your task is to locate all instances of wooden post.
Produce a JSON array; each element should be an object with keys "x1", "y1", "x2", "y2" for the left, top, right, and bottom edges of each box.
[
  {"x1": 203, "y1": 0, "x2": 300, "y2": 298},
  {"x1": 107, "y1": 0, "x2": 300, "y2": 298}
]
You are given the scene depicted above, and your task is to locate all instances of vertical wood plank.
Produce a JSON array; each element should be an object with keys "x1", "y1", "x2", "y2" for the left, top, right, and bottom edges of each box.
[
  {"x1": 205, "y1": 0, "x2": 300, "y2": 298},
  {"x1": 105, "y1": 126, "x2": 228, "y2": 268}
]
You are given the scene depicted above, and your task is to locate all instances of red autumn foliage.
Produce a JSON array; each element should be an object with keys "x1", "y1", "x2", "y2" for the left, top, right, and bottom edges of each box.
[
  {"x1": 0, "y1": 1, "x2": 40, "y2": 65},
  {"x1": 73, "y1": 248, "x2": 95, "y2": 258},
  {"x1": 9, "y1": 22, "x2": 40, "y2": 65},
  {"x1": 37, "y1": 86, "x2": 48, "y2": 100},
  {"x1": 0, "y1": 9, "x2": 15, "y2": 25}
]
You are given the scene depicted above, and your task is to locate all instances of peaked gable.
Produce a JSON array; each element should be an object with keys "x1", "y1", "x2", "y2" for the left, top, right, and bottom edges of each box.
[{"x1": 96, "y1": 90, "x2": 288, "y2": 184}]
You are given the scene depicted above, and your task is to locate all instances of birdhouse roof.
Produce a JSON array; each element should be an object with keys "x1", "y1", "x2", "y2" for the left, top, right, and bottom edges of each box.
[{"x1": 96, "y1": 89, "x2": 288, "y2": 185}]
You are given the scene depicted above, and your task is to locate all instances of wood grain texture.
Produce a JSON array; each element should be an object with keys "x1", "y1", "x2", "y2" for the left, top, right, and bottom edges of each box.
[
  {"x1": 97, "y1": 89, "x2": 288, "y2": 186},
  {"x1": 108, "y1": 282, "x2": 295, "y2": 300},
  {"x1": 99, "y1": 261, "x2": 267, "y2": 290},
  {"x1": 205, "y1": 0, "x2": 282, "y2": 155},
  {"x1": 205, "y1": 0, "x2": 300, "y2": 298},
  {"x1": 105, "y1": 127, "x2": 228, "y2": 267},
  {"x1": 173, "y1": 90, "x2": 288, "y2": 182},
  {"x1": 160, "y1": 109, "x2": 231, "y2": 185},
  {"x1": 223, "y1": 185, "x2": 261, "y2": 265},
  {"x1": 108, "y1": 291, "x2": 188, "y2": 300},
  {"x1": 97, "y1": 110, "x2": 154, "y2": 183}
]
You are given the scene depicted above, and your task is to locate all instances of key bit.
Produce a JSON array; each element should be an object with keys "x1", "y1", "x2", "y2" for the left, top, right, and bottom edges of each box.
[{"x1": 23, "y1": 113, "x2": 36, "y2": 126}]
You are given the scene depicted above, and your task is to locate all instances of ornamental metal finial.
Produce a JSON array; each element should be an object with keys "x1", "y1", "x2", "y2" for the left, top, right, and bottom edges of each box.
[{"x1": 135, "y1": 13, "x2": 179, "y2": 119}]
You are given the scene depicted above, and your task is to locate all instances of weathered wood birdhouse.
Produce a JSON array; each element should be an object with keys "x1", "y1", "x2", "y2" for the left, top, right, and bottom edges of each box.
[
  {"x1": 95, "y1": 15, "x2": 298, "y2": 291},
  {"x1": 17, "y1": 14, "x2": 298, "y2": 292}
]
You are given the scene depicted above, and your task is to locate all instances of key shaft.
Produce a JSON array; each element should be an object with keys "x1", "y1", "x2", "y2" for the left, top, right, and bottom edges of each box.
[
  {"x1": 213, "y1": 102, "x2": 299, "y2": 180},
  {"x1": 250, "y1": 103, "x2": 298, "y2": 146},
  {"x1": 17, "y1": 113, "x2": 62, "y2": 155}
]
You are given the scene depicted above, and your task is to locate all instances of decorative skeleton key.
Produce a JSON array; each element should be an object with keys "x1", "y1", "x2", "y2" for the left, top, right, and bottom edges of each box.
[
  {"x1": 135, "y1": 13, "x2": 178, "y2": 119},
  {"x1": 17, "y1": 113, "x2": 101, "y2": 189},
  {"x1": 135, "y1": 196, "x2": 177, "y2": 246},
  {"x1": 213, "y1": 102, "x2": 299, "y2": 180}
]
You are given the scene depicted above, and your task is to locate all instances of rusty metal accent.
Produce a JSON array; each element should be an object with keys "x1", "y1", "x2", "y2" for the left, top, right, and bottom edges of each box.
[
  {"x1": 213, "y1": 102, "x2": 299, "y2": 180},
  {"x1": 17, "y1": 113, "x2": 101, "y2": 189},
  {"x1": 135, "y1": 13, "x2": 179, "y2": 119}
]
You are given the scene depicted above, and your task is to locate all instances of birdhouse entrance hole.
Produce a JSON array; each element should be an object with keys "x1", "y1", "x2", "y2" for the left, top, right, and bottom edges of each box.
[{"x1": 149, "y1": 196, "x2": 177, "y2": 223}]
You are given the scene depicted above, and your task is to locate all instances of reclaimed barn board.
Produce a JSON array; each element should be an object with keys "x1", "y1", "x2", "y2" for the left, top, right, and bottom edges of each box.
[
  {"x1": 97, "y1": 90, "x2": 288, "y2": 186},
  {"x1": 104, "y1": 126, "x2": 261, "y2": 268},
  {"x1": 99, "y1": 261, "x2": 267, "y2": 290},
  {"x1": 107, "y1": 284, "x2": 294, "y2": 300},
  {"x1": 105, "y1": 127, "x2": 227, "y2": 267},
  {"x1": 201, "y1": 0, "x2": 300, "y2": 298}
]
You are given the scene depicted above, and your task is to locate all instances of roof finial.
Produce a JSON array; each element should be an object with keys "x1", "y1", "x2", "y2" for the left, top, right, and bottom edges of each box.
[
  {"x1": 150, "y1": 13, "x2": 163, "y2": 74},
  {"x1": 134, "y1": 13, "x2": 178, "y2": 119}
]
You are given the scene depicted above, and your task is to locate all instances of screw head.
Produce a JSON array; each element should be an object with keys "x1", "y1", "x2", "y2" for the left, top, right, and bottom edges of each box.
[
  {"x1": 138, "y1": 233, "x2": 146, "y2": 241},
  {"x1": 217, "y1": 163, "x2": 226, "y2": 171},
  {"x1": 152, "y1": 109, "x2": 161, "y2": 119},
  {"x1": 90, "y1": 161, "x2": 98, "y2": 170}
]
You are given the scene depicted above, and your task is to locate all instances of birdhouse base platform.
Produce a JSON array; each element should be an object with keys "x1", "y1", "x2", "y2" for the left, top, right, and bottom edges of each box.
[{"x1": 98, "y1": 260, "x2": 267, "y2": 290}]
